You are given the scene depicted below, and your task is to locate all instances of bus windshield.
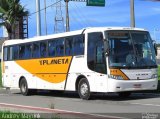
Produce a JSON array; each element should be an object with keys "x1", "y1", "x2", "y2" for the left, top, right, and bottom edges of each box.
[{"x1": 105, "y1": 31, "x2": 157, "y2": 69}]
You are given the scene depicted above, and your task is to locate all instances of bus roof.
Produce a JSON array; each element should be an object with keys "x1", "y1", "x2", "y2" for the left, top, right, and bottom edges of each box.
[{"x1": 3, "y1": 27, "x2": 147, "y2": 46}]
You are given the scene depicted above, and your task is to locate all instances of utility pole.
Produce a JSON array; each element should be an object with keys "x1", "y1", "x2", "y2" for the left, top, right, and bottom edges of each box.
[
  {"x1": 36, "y1": 0, "x2": 41, "y2": 36},
  {"x1": 65, "y1": 0, "x2": 70, "y2": 32},
  {"x1": 64, "y1": 0, "x2": 85, "y2": 32},
  {"x1": 130, "y1": 0, "x2": 135, "y2": 27},
  {"x1": 44, "y1": 0, "x2": 47, "y2": 35}
]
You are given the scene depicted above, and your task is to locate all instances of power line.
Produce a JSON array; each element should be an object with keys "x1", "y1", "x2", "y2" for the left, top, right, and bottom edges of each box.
[
  {"x1": 78, "y1": 3, "x2": 93, "y2": 26},
  {"x1": 69, "y1": 3, "x2": 88, "y2": 28},
  {"x1": 73, "y1": 3, "x2": 93, "y2": 27},
  {"x1": 30, "y1": 0, "x2": 62, "y2": 16},
  {"x1": 69, "y1": 5, "x2": 84, "y2": 29}
]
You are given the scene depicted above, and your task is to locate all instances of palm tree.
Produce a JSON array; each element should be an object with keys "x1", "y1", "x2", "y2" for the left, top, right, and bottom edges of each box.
[{"x1": 0, "y1": 0, "x2": 29, "y2": 39}]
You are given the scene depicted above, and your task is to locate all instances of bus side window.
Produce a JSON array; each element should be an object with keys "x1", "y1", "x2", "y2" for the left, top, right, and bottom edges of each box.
[
  {"x1": 56, "y1": 39, "x2": 64, "y2": 57},
  {"x1": 40, "y1": 41, "x2": 47, "y2": 58},
  {"x1": 65, "y1": 37, "x2": 74, "y2": 56},
  {"x1": 3, "y1": 47, "x2": 8, "y2": 61},
  {"x1": 13, "y1": 45, "x2": 19, "y2": 60},
  {"x1": 19, "y1": 45, "x2": 25, "y2": 59},
  {"x1": 32, "y1": 42, "x2": 40, "y2": 58},
  {"x1": 25, "y1": 44, "x2": 32, "y2": 59},
  {"x1": 73, "y1": 35, "x2": 84, "y2": 55},
  {"x1": 48, "y1": 40, "x2": 56, "y2": 57}
]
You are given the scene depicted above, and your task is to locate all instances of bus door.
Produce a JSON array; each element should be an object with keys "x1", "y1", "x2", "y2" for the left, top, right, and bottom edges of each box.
[
  {"x1": 88, "y1": 32, "x2": 107, "y2": 92},
  {"x1": 94, "y1": 40, "x2": 108, "y2": 92}
]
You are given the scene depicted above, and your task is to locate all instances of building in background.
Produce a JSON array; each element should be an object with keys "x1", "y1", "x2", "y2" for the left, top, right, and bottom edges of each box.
[{"x1": 14, "y1": 16, "x2": 28, "y2": 39}]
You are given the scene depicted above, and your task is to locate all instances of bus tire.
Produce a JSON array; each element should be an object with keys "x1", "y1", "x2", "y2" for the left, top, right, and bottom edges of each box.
[
  {"x1": 118, "y1": 92, "x2": 131, "y2": 98},
  {"x1": 20, "y1": 78, "x2": 30, "y2": 96},
  {"x1": 78, "y1": 78, "x2": 91, "y2": 100}
]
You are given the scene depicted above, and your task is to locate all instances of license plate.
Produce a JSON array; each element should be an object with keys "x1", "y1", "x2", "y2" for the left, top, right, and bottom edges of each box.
[{"x1": 133, "y1": 84, "x2": 142, "y2": 88}]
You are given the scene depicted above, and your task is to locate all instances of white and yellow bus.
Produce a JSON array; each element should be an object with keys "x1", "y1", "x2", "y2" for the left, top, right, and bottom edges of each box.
[{"x1": 1, "y1": 27, "x2": 158, "y2": 99}]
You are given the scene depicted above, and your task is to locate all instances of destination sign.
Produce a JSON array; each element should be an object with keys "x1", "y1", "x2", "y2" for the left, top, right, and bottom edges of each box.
[{"x1": 108, "y1": 32, "x2": 129, "y2": 38}]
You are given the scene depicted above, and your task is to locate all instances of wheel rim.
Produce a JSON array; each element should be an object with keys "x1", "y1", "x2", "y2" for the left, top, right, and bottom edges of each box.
[
  {"x1": 21, "y1": 83, "x2": 27, "y2": 93},
  {"x1": 80, "y1": 83, "x2": 88, "y2": 96}
]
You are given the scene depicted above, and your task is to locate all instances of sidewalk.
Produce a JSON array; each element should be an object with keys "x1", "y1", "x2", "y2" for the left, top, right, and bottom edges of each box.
[{"x1": 0, "y1": 88, "x2": 20, "y2": 95}]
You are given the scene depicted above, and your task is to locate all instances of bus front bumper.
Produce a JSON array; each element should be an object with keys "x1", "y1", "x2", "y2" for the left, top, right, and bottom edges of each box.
[{"x1": 107, "y1": 78, "x2": 158, "y2": 92}]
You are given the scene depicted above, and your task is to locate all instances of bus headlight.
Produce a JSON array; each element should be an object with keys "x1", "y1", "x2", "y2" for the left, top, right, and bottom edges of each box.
[
  {"x1": 151, "y1": 74, "x2": 158, "y2": 79},
  {"x1": 109, "y1": 75, "x2": 124, "y2": 80}
]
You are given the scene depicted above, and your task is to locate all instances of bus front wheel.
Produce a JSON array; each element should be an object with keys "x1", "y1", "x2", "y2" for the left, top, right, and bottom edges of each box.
[
  {"x1": 20, "y1": 78, "x2": 30, "y2": 96},
  {"x1": 78, "y1": 78, "x2": 91, "y2": 100}
]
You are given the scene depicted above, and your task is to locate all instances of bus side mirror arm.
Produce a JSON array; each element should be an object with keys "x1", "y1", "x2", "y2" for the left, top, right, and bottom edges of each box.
[
  {"x1": 103, "y1": 39, "x2": 110, "y2": 56},
  {"x1": 152, "y1": 40, "x2": 157, "y2": 56},
  {"x1": 105, "y1": 49, "x2": 110, "y2": 56}
]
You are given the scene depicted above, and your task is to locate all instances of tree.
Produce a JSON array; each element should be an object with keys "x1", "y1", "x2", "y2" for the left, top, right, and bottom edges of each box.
[{"x1": 0, "y1": 0, "x2": 29, "y2": 39}]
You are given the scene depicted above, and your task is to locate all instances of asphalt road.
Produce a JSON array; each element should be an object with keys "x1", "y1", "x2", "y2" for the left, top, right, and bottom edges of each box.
[{"x1": 0, "y1": 89, "x2": 160, "y2": 119}]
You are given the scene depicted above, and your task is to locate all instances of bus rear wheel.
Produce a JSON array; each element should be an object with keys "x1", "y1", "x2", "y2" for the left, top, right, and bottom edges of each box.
[
  {"x1": 20, "y1": 78, "x2": 30, "y2": 96},
  {"x1": 78, "y1": 78, "x2": 91, "y2": 100}
]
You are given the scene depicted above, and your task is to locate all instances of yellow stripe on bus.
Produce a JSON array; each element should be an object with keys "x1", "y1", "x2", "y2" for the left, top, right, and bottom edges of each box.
[
  {"x1": 16, "y1": 56, "x2": 72, "y2": 83},
  {"x1": 2, "y1": 62, "x2": 5, "y2": 73},
  {"x1": 110, "y1": 69, "x2": 129, "y2": 80}
]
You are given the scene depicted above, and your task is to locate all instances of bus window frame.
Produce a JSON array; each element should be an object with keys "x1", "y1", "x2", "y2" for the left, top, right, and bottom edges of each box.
[
  {"x1": 40, "y1": 41, "x2": 48, "y2": 58},
  {"x1": 25, "y1": 43, "x2": 32, "y2": 59},
  {"x1": 32, "y1": 42, "x2": 40, "y2": 59},
  {"x1": 3, "y1": 34, "x2": 85, "y2": 61},
  {"x1": 19, "y1": 44, "x2": 26, "y2": 60},
  {"x1": 12, "y1": 45, "x2": 19, "y2": 60},
  {"x1": 48, "y1": 39, "x2": 57, "y2": 57}
]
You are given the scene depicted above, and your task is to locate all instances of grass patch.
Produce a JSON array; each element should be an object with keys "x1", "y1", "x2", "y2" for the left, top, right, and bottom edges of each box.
[
  {"x1": 158, "y1": 65, "x2": 160, "y2": 80},
  {"x1": 157, "y1": 66, "x2": 160, "y2": 92},
  {"x1": 0, "y1": 111, "x2": 40, "y2": 119},
  {"x1": 0, "y1": 63, "x2": 2, "y2": 88},
  {"x1": 0, "y1": 111, "x2": 60, "y2": 119}
]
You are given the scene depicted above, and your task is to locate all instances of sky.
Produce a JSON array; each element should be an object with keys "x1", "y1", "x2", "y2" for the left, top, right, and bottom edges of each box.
[{"x1": 0, "y1": 0, "x2": 160, "y2": 42}]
